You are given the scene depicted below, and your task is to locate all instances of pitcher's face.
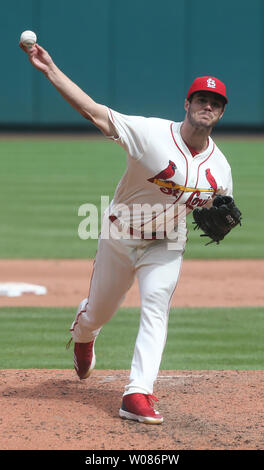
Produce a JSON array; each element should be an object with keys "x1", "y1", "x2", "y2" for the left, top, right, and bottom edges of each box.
[{"x1": 185, "y1": 92, "x2": 225, "y2": 129}]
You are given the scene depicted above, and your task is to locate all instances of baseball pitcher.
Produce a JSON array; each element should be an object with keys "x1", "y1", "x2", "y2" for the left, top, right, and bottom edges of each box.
[{"x1": 20, "y1": 41, "x2": 241, "y2": 424}]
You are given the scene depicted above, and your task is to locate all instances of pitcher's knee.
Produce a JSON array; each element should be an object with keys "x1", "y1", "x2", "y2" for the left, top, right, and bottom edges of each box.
[{"x1": 141, "y1": 288, "x2": 171, "y2": 313}]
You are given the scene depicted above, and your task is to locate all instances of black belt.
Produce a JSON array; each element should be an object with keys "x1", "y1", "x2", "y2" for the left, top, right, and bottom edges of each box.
[{"x1": 109, "y1": 215, "x2": 166, "y2": 240}]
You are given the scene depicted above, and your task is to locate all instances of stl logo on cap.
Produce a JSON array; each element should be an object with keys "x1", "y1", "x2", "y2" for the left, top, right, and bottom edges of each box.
[
  {"x1": 207, "y1": 78, "x2": 216, "y2": 89},
  {"x1": 186, "y1": 76, "x2": 228, "y2": 103}
]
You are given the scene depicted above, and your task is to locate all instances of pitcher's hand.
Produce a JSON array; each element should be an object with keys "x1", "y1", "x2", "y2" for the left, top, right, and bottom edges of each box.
[{"x1": 19, "y1": 42, "x2": 53, "y2": 75}]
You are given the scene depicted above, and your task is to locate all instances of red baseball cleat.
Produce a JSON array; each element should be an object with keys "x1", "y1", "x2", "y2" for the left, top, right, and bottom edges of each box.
[
  {"x1": 119, "y1": 393, "x2": 163, "y2": 424},
  {"x1": 73, "y1": 340, "x2": 96, "y2": 380}
]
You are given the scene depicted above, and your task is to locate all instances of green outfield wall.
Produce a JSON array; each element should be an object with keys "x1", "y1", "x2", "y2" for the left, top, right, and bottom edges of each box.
[{"x1": 2, "y1": 0, "x2": 264, "y2": 128}]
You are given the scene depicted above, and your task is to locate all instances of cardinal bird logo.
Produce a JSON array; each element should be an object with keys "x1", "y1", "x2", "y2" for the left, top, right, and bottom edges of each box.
[
  {"x1": 148, "y1": 160, "x2": 177, "y2": 183},
  {"x1": 205, "y1": 168, "x2": 217, "y2": 195}
]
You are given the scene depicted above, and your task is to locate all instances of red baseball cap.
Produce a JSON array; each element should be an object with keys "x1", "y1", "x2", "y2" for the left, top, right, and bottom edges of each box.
[{"x1": 187, "y1": 76, "x2": 228, "y2": 104}]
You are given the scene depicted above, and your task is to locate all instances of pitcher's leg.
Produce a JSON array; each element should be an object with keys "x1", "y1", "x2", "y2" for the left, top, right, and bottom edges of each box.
[
  {"x1": 124, "y1": 243, "x2": 183, "y2": 395},
  {"x1": 70, "y1": 236, "x2": 135, "y2": 343}
]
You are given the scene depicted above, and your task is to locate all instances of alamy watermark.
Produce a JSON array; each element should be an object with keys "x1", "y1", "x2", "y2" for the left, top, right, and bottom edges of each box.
[{"x1": 78, "y1": 196, "x2": 187, "y2": 251}]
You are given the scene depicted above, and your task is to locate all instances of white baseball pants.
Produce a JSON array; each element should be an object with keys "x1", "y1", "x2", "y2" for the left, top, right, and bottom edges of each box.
[{"x1": 70, "y1": 233, "x2": 183, "y2": 396}]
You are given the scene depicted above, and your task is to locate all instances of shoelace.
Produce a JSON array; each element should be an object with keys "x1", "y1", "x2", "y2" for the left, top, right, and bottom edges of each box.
[
  {"x1": 146, "y1": 394, "x2": 159, "y2": 408},
  {"x1": 66, "y1": 337, "x2": 72, "y2": 349}
]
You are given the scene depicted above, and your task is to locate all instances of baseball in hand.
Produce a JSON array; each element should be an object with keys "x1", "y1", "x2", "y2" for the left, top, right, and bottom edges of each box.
[{"x1": 20, "y1": 30, "x2": 37, "y2": 48}]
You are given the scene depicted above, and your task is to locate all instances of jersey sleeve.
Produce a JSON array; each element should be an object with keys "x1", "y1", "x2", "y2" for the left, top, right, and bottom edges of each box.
[
  {"x1": 218, "y1": 166, "x2": 233, "y2": 198},
  {"x1": 107, "y1": 108, "x2": 149, "y2": 160},
  {"x1": 225, "y1": 167, "x2": 233, "y2": 197}
]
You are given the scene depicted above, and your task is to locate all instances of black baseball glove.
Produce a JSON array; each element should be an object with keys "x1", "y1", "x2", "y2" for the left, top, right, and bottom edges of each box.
[{"x1": 192, "y1": 195, "x2": 242, "y2": 245}]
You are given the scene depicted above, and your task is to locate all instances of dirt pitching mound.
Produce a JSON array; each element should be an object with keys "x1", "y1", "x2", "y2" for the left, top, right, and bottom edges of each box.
[{"x1": 0, "y1": 369, "x2": 263, "y2": 450}]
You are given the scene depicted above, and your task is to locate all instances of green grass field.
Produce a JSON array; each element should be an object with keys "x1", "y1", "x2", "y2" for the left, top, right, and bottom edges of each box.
[
  {"x1": 0, "y1": 137, "x2": 263, "y2": 258},
  {"x1": 0, "y1": 306, "x2": 263, "y2": 370},
  {"x1": 0, "y1": 136, "x2": 263, "y2": 371}
]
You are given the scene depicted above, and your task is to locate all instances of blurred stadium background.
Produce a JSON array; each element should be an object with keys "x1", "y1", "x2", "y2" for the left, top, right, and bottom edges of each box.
[{"x1": 1, "y1": 0, "x2": 264, "y2": 130}]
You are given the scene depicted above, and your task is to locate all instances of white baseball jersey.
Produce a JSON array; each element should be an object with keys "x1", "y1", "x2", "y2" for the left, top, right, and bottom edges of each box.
[{"x1": 107, "y1": 108, "x2": 233, "y2": 235}]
